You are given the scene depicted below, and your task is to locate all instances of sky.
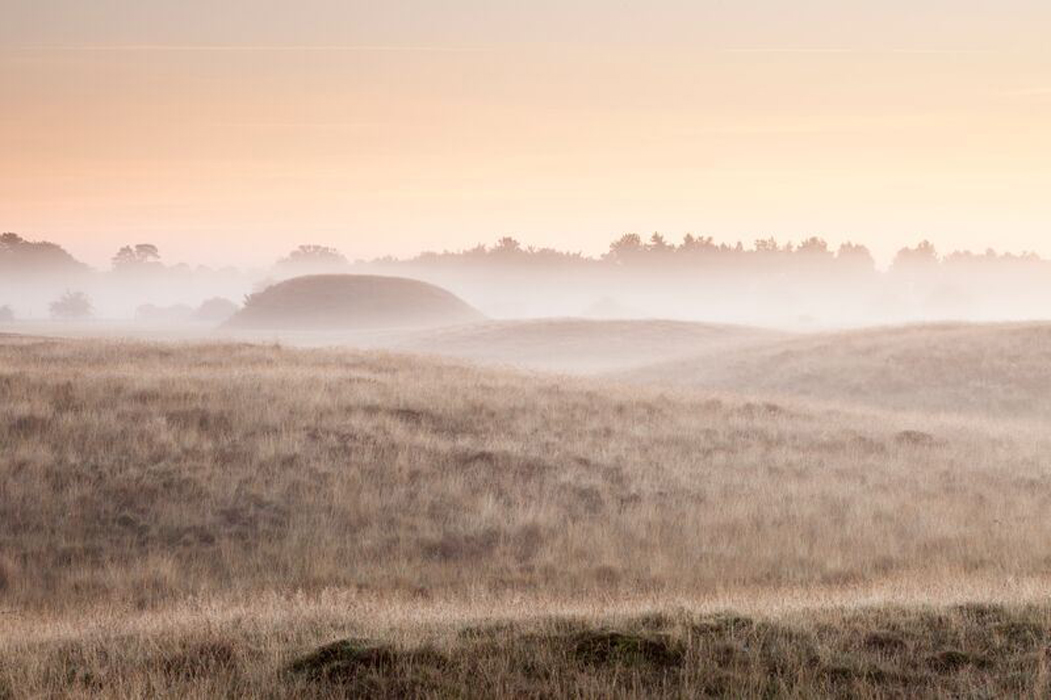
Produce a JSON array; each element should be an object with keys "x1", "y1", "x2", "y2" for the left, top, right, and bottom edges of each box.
[{"x1": 3, "y1": 1, "x2": 1051, "y2": 268}]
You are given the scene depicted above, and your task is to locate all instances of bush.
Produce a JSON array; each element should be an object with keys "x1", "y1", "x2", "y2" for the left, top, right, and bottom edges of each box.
[
  {"x1": 0, "y1": 305, "x2": 13, "y2": 323},
  {"x1": 194, "y1": 297, "x2": 239, "y2": 323},
  {"x1": 50, "y1": 291, "x2": 93, "y2": 320}
]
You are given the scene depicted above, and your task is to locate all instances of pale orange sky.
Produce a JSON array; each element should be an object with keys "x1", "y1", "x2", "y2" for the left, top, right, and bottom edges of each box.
[{"x1": 3, "y1": 1, "x2": 1051, "y2": 267}]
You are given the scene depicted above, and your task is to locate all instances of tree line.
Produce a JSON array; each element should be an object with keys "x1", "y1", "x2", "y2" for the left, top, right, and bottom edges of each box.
[
  {"x1": 4, "y1": 230, "x2": 1045, "y2": 277},
  {"x1": 3, "y1": 230, "x2": 1050, "y2": 322}
]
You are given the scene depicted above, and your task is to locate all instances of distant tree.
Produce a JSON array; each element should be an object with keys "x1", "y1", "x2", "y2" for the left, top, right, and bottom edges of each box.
[
  {"x1": 396, "y1": 238, "x2": 589, "y2": 268},
  {"x1": 0, "y1": 233, "x2": 88, "y2": 275},
  {"x1": 754, "y1": 237, "x2": 783, "y2": 253},
  {"x1": 276, "y1": 244, "x2": 349, "y2": 272},
  {"x1": 891, "y1": 240, "x2": 940, "y2": 275},
  {"x1": 112, "y1": 243, "x2": 161, "y2": 270},
  {"x1": 492, "y1": 236, "x2": 522, "y2": 254},
  {"x1": 0, "y1": 305, "x2": 14, "y2": 323},
  {"x1": 193, "y1": 297, "x2": 239, "y2": 323},
  {"x1": 647, "y1": 233, "x2": 673, "y2": 254},
  {"x1": 678, "y1": 234, "x2": 718, "y2": 256},
  {"x1": 606, "y1": 233, "x2": 644, "y2": 263},
  {"x1": 790, "y1": 237, "x2": 835, "y2": 276},
  {"x1": 835, "y1": 242, "x2": 876, "y2": 273},
  {"x1": 50, "y1": 291, "x2": 93, "y2": 320},
  {"x1": 796, "y1": 237, "x2": 831, "y2": 256},
  {"x1": 943, "y1": 249, "x2": 983, "y2": 270}
]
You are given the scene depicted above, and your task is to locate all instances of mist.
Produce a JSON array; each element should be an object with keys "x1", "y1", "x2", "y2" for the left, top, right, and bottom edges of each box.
[{"x1": 3, "y1": 232, "x2": 1050, "y2": 341}]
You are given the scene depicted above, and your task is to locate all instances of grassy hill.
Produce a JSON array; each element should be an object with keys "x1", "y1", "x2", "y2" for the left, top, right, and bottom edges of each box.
[
  {"x1": 4, "y1": 335, "x2": 1051, "y2": 610},
  {"x1": 226, "y1": 274, "x2": 484, "y2": 330},
  {"x1": 394, "y1": 318, "x2": 782, "y2": 373},
  {"x1": 621, "y1": 322, "x2": 1051, "y2": 421}
]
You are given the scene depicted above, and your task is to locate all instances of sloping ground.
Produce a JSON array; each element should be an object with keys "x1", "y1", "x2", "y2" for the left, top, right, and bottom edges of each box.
[
  {"x1": 2, "y1": 336, "x2": 1051, "y2": 612},
  {"x1": 225, "y1": 274, "x2": 483, "y2": 330},
  {"x1": 394, "y1": 318, "x2": 783, "y2": 373},
  {"x1": 621, "y1": 322, "x2": 1051, "y2": 421}
]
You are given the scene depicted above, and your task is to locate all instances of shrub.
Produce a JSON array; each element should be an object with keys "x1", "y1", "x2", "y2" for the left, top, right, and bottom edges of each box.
[
  {"x1": 50, "y1": 291, "x2": 93, "y2": 320},
  {"x1": 194, "y1": 297, "x2": 239, "y2": 323}
]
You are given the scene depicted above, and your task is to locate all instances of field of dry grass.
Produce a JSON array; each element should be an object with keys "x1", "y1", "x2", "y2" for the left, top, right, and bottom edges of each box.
[
  {"x1": 392, "y1": 318, "x2": 783, "y2": 373},
  {"x1": 2, "y1": 330, "x2": 1051, "y2": 696},
  {"x1": 622, "y1": 322, "x2": 1051, "y2": 422}
]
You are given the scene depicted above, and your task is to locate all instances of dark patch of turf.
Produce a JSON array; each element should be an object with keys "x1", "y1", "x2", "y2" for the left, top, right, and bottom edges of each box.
[{"x1": 569, "y1": 630, "x2": 683, "y2": 668}]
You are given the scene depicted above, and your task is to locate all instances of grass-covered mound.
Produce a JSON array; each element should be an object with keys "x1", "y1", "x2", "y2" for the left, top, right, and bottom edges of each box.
[{"x1": 226, "y1": 274, "x2": 483, "y2": 330}]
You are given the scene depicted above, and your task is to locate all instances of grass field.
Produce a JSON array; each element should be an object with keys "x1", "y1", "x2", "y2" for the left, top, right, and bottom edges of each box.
[
  {"x1": 621, "y1": 322, "x2": 1051, "y2": 421},
  {"x1": 2, "y1": 330, "x2": 1051, "y2": 696},
  {"x1": 392, "y1": 318, "x2": 783, "y2": 373}
]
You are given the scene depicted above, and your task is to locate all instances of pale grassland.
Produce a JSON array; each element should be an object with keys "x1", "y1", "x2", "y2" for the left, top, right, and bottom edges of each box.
[
  {"x1": 2, "y1": 333, "x2": 1051, "y2": 696},
  {"x1": 622, "y1": 322, "x2": 1051, "y2": 421},
  {"x1": 392, "y1": 318, "x2": 784, "y2": 373}
]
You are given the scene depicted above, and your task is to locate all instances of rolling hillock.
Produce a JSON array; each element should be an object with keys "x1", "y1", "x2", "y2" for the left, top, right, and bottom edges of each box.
[
  {"x1": 225, "y1": 274, "x2": 483, "y2": 330},
  {"x1": 622, "y1": 322, "x2": 1051, "y2": 420}
]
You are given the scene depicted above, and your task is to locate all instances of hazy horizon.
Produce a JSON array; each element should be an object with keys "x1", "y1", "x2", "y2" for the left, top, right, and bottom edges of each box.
[
  {"x1": 11, "y1": 229, "x2": 1051, "y2": 272},
  {"x1": 6, "y1": 1, "x2": 1051, "y2": 268}
]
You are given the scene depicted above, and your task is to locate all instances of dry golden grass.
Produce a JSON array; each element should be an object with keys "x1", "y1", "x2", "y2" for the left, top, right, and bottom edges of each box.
[
  {"x1": 622, "y1": 321, "x2": 1051, "y2": 421},
  {"x1": 392, "y1": 318, "x2": 783, "y2": 373},
  {"x1": 2, "y1": 332, "x2": 1051, "y2": 696},
  {"x1": 6, "y1": 594, "x2": 1051, "y2": 697}
]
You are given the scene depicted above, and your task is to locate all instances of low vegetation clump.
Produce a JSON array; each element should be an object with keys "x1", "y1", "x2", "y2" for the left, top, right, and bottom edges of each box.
[
  {"x1": 48, "y1": 290, "x2": 92, "y2": 320},
  {"x1": 133, "y1": 298, "x2": 241, "y2": 326},
  {"x1": 193, "y1": 297, "x2": 239, "y2": 323}
]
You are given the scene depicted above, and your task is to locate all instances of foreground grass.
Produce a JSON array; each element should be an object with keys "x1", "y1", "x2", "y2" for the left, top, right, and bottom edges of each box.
[
  {"x1": 3, "y1": 335, "x2": 1051, "y2": 696},
  {"x1": 3, "y1": 601, "x2": 1051, "y2": 697}
]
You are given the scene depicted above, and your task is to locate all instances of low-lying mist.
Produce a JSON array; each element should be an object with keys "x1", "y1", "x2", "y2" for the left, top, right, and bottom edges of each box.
[{"x1": 2, "y1": 232, "x2": 1050, "y2": 331}]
